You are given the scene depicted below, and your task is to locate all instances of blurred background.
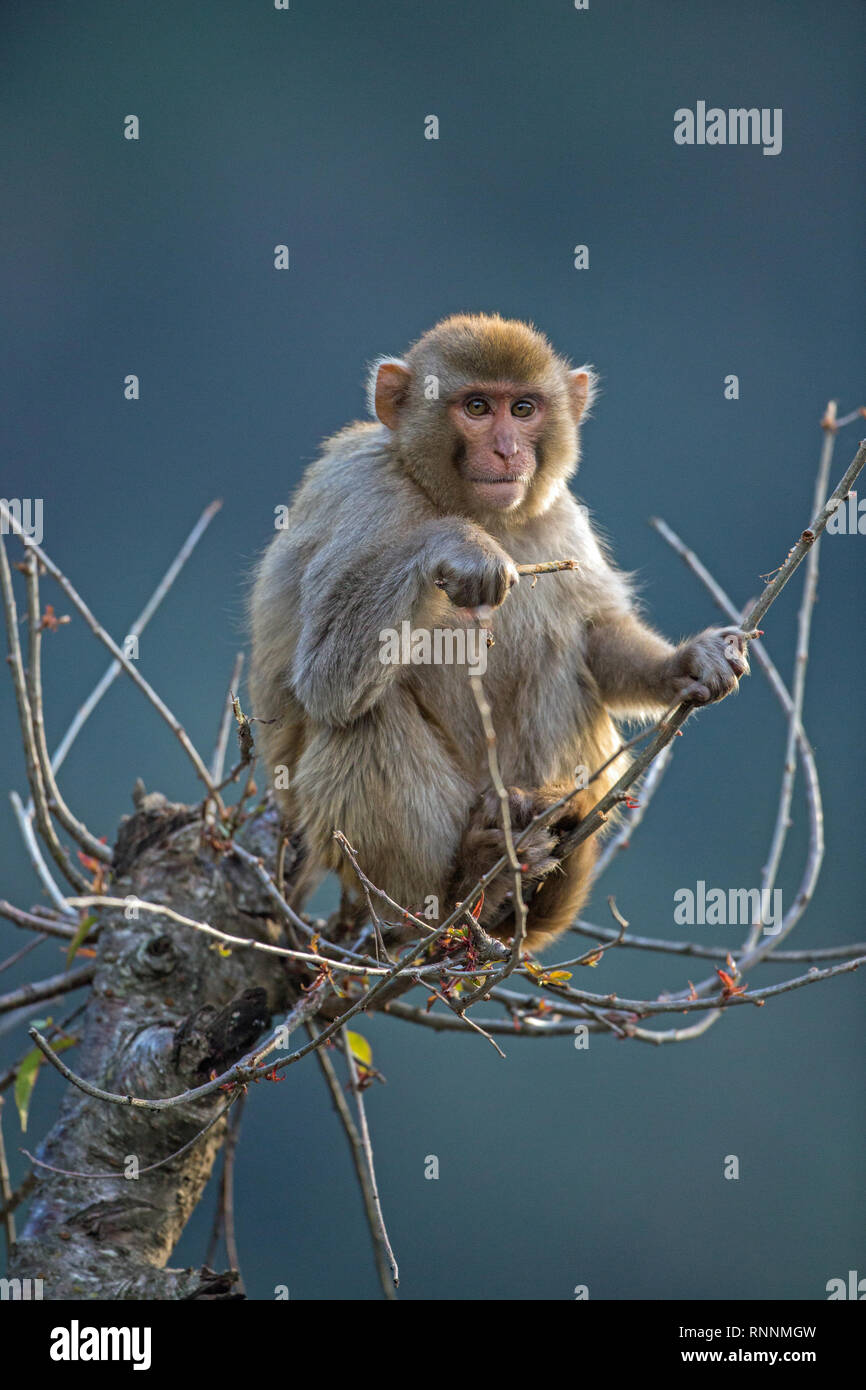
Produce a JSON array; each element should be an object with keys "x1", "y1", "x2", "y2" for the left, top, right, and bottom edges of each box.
[{"x1": 1, "y1": 0, "x2": 863, "y2": 1300}]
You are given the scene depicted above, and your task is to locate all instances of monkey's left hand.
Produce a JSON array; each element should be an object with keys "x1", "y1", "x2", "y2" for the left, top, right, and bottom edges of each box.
[{"x1": 666, "y1": 626, "x2": 750, "y2": 706}]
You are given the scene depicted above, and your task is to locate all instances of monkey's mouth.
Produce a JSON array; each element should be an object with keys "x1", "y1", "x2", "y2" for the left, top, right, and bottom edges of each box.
[{"x1": 467, "y1": 474, "x2": 531, "y2": 509}]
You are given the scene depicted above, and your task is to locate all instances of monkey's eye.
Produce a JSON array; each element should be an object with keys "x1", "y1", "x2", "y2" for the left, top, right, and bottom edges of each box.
[
  {"x1": 511, "y1": 399, "x2": 536, "y2": 418},
  {"x1": 464, "y1": 397, "x2": 491, "y2": 417}
]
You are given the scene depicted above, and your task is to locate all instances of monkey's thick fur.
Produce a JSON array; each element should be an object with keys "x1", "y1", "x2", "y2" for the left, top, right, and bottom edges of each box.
[{"x1": 249, "y1": 315, "x2": 746, "y2": 951}]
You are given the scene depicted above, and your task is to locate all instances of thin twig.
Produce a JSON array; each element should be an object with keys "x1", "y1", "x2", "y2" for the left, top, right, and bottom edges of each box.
[
  {"x1": 751, "y1": 406, "x2": 836, "y2": 951},
  {"x1": 420, "y1": 977, "x2": 507, "y2": 1057},
  {"x1": 831, "y1": 406, "x2": 865, "y2": 430},
  {"x1": 333, "y1": 836, "x2": 391, "y2": 962},
  {"x1": 0, "y1": 900, "x2": 76, "y2": 940},
  {"x1": 227, "y1": 842, "x2": 382, "y2": 965},
  {"x1": 0, "y1": 535, "x2": 90, "y2": 890},
  {"x1": 307, "y1": 1025, "x2": 397, "y2": 1300},
  {"x1": 340, "y1": 1029, "x2": 399, "y2": 1289},
  {"x1": 593, "y1": 742, "x2": 676, "y2": 877},
  {"x1": 649, "y1": 520, "x2": 824, "y2": 992},
  {"x1": 25, "y1": 897, "x2": 489, "y2": 1109},
  {"x1": 333, "y1": 832, "x2": 435, "y2": 942},
  {"x1": 9, "y1": 793, "x2": 77, "y2": 916},
  {"x1": 554, "y1": 440, "x2": 866, "y2": 868},
  {"x1": 515, "y1": 559, "x2": 579, "y2": 575},
  {"x1": 211, "y1": 653, "x2": 245, "y2": 782},
  {"x1": 0, "y1": 1003, "x2": 86, "y2": 1097},
  {"x1": 219, "y1": 1096, "x2": 244, "y2": 1290},
  {"x1": 24, "y1": 553, "x2": 110, "y2": 861},
  {"x1": 566, "y1": 918, "x2": 865, "y2": 964},
  {"x1": 0, "y1": 934, "x2": 47, "y2": 976},
  {"x1": 0, "y1": 1171, "x2": 35, "y2": 1228},
  {"x1": 40, "y1": 499, "x2": 223, "y2": 790},
  {"x1": 459, "y1": 675, "x2": 527, "y2": 1007},
  {"x1": 21, "y1": 1093, "x2": 238, "y2": 1181},
  {"x1": 204, "y1": 1094, "x2": 245, "y2": 1286},
  {"x1": 0, "y1": 963, "x2": 96, "y2": 1016},
  {"x1": 65, "y1": 894, "x2": 389, "y2": 977},
  {"x1": 0, "y1": 500, "x2": 224, "y2": 807}
]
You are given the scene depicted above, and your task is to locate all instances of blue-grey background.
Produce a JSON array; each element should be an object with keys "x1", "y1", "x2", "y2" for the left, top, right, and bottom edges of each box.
[{"x1": 1, "y1": 0, "x2": 863, "y2": 1300}]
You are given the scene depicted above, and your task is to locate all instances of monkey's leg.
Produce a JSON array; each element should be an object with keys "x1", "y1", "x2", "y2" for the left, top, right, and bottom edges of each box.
[
  {"x1": 448, "y1": 787, "x2": 571, "y2": 929},
  {"x1": 449, "y1": 786, "x2": 597, "y2": 954},
  {"x1": 519, "y1": 833, "x2": 598, "y2": 952}
]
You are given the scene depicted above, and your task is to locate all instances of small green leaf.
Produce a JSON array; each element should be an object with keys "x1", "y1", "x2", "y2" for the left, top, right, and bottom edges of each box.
[
  {"x1": 66, "y1": 914, "x2": 96, "y2": 968},
  {"x1": 14, "y1": 1048, "x2": 42, "y2": 1133},
  {"x1": 14, "y1": 1038, "x2": 76, "y2": 1133}
]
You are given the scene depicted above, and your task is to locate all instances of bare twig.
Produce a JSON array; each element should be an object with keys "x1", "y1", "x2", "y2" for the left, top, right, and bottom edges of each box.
[
  {"x1": 750, "y1": 406, "x2": 836, "y2": 951},
  {"x1": 9, "y1": 793, "x2": 76, "y2": 916},
  {"x1": 24, "y1": 553, "x2": 110, "y2": 861},
  {"x1": 420, "y1": 978, "x2": 507, "y2": 1057},
  {"x1": 333, "y1": 832, "x2": 435, "y2": 943},
  {"x1": 0, "y1": 963, "x2": 96, "y2": 1016},
  {"x1": 308, "y1": 1026, "x2": 397, "y2": 1300},
  {"x1": 0, "y1": 501, "x2": 224, "y2": 808},
  {"x1": 340, "y1": 1030, "x2": 399, "y2": 1289},
  {"x1": 227, "y1": 841, "x2": 381, "y2": 965},
  {"x1": 204, "y1": 1094, "x2": 245, "y2": 1289},
  {"x1": 22, "y1": 1093, "x2": 238, "y2": 1181},
  {"x1": 830, "y1": 405, "x2": 865, "y2": 430},
  {"x1": 0, "y1": 900, "x2": 75, "y2": 940},
  {"x1": 593, "y1": 742, "x2": 676, "y2": 877},
  {"x1": 460, "y1": 675, "x2": 527, "y2": 1005},
  {"x1": 553, "y1": 440, "x2": 866, "y2": 869},
  {"x1": 40, "y1": 499, "x2": 223, "y2": 789},
  {"x1": 566, "y1": 918, "x2": 865, "y2": 964},
  {"x1": 65, "y1": 895, "x2": 389, "y2": 977},
  {"x1": 0, "y1": 1003, "x2": 86, "y2": 1097},
  {"x1": 648, "y1": 520, "x2": 824, "y2": 992},
  {"x1": 333, "y1": 835, "x2": 392, "y2": 962},
  {"x1": 515, "y1": 559, "x2": 579, "y2": 575},
  {"x1": 24, "y1": 894, "x2": 492, "y2": 1109},
  {"x1": 0, "y1": 535, "x2": 89, "y2": 890},
  {"x1": 211, "y1": 653, "x2": 245, "y2": 783},
  {"x1": 0, "y1": 1171, "x2": 35, "y2": 1228},
  {"x1": 0, "y1": 934, "x2": 47, "y2": 976}
]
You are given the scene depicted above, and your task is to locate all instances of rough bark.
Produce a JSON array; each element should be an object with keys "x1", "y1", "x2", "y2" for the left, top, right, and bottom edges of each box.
[{"x1": 8, "y1": 786, "x2": 296, "y2": 1300}]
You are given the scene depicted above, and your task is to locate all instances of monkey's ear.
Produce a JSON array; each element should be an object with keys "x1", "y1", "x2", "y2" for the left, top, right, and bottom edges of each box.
[
  {"x1": 567, "y1": 366, "x2": 599, "y2": 423},
  {"x1": 368, "y1": 357, "x2": 412, "y2": 429}
]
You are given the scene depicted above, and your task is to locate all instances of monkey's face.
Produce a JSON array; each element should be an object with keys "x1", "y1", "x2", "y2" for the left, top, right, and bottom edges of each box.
[
  {"x1": 370, "y1": 315, "x2": 598, "y2": 523},
  {"x1": 447, "y1": 384, "x2": 545, "y2": 513}
]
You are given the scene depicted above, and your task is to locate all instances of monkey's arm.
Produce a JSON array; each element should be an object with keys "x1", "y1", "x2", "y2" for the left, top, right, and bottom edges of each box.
[
  {"x1": 585, "y1": 612, "x2": 749, "y2": 717},
  {"x1": 292, "y1": 518, "x2": 517, "y2": 725}
]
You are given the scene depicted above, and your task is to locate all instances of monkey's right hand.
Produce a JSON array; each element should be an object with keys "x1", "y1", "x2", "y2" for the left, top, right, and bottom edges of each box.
[{"x1": 431, "y1": 534, "x2": 519, "y2": 617}]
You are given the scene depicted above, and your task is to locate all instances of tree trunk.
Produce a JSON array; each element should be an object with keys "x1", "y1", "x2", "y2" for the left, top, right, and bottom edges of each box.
[{"x1": 8, "y1": 788, "x2": 293, "y2": 1300}]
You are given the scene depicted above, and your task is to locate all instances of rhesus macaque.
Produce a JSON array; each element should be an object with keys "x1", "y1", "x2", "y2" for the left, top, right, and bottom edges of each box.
[{"x1": 249, "y1": 315, "x2": 748, "y2": 951}]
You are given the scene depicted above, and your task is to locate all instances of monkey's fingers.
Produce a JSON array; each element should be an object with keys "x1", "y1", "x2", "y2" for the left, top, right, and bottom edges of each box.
[{"x1": 675, "y1": 680, "x2": 713, "y2": 706}]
